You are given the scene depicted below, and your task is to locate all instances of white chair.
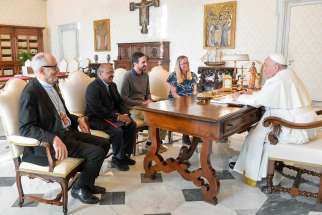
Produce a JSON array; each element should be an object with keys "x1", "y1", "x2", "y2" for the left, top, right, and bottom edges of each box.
[
  {"x1": 149, "y1": 65, "x2": 170, "y2": 101},
  {"x1": 113, "y1": 68, "x2": 129, "y2": 94},
  {"x1": 58, "y1": 71, "x2": 109, "y2": 139},
  {"x1": 58, "y1": 59, "x2": 68, "y2": 73},
  {"x1": 113, "y1": 68, "x2": 147, "y2": 154},
  {"x1": 0, "y1": 78, "x2": 83, "y2": 215},
  {"x1": 67, "y1": 58, "x2": 79, "y2": 74},
  {"x1": 262, "y1": 111, "x2": 322, "y2": 202}
]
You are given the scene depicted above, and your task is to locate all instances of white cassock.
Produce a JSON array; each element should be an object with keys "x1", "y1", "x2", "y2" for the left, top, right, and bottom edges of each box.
[{"x1": 234, "y1": 68, "x2": 318, "y2": 184}]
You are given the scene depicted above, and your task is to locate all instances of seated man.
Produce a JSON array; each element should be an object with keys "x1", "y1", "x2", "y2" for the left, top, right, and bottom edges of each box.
[
  {"x1": 85, "y1": 64, "x2": 137, "y2": 171},
  {"x1": 232, "y1": 53, "x2": 317, "y2": 186},
  {"x1": 121, "y1": 52, "x2": 167, "y2": 152},
  {"x1": 19, "y1": 53, "x2": 110, "y2": 204}
]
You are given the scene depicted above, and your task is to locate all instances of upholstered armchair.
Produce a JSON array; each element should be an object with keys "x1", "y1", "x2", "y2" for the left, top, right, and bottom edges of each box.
[
  {"x1": 149, "y1": 66, "x2": 170, "y2": 101},
  {"x1": 58, "y1": 71, "x2": 110, "y2": 139},
  {"x1": 262, "y1": 110, "x2": 322, "y2": 202},
  {"x1": 67, "y1": 58, "x2": 80, "y2": 73},
  {"x1": 114, "y1": 68, "x2": 147, "y2": 154},
  {"x1": 0, "y1": 78, "x2": 83, "y2": 215},
  {"x1": 58, "y1": 59, "x2": 68, "y2": 73}
]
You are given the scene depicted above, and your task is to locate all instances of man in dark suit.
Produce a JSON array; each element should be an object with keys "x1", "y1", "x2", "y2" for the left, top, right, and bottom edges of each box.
[
  {"x1": 86, "y1": 64, "x2": 137, "y2": 171},
  {"x1": 19, "y1": 53, "x2": 110, "y2": 204}
]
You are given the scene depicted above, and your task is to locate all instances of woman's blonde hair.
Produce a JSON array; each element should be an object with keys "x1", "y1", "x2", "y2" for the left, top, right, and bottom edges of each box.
[{"x1": 174, "y1": 55, "x2": 192, "y2": 84}]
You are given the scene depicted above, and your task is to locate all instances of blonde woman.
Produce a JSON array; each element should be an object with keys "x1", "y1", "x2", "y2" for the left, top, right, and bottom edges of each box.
[
  {"x1": 167, "y1": 56, "x2": 198, "y2": 99},
  {"x1": 167, "y1": 56, "x2": 198, "y2": 145}
]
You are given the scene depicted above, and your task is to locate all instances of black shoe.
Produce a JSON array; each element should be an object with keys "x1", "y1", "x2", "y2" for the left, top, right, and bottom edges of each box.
[
  {"x1": 71, "y1": 187, "x2": 99, "y2": 204},
  {"x1": 123, "y1": 156, "x2": 136, "y2": 165},
  {"x1": 88, "y1": 185, "x2": 106, "y2": 194},
  {"x1": 229, "y1": 162, "x2": 236, "y2": 170},
  {"x1": 111, "y1": 157, "x2": 129, "y2": 171}
]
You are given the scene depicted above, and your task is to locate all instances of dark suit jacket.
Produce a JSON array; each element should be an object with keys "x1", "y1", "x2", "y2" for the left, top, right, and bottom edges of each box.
[
  {"x1": 19, "y1": 79, "x2": 78, "y2": 165},
  {"x1": 85, "y1": 78, "x2": 129, "y2": 128}
]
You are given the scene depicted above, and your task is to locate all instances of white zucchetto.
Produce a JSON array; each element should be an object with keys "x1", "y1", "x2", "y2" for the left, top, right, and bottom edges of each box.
[{"x1": 269, "y1": 53, "x2": 287, "y2": 65}]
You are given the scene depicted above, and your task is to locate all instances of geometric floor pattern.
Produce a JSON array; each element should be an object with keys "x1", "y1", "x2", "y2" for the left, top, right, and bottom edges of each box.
[{"x1": 0, "y1": 134, "x2": 322, "y2": 215}]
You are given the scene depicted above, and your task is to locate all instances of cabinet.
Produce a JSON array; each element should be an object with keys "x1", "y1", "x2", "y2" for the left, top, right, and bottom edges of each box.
[
  {"x1": 0, "y1": 25, "x2": 44, "y2": 77},
  {"x1": 197, "y1": 66, "x2": 235, "y2": 92},
  {"x1": 114, "y1": 41, "x2": 170, "y2": 71}
]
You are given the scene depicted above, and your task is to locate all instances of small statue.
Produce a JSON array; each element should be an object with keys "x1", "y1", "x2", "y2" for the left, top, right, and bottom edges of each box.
[
  {"x1": 248, "y1": 62, "x2": 257, "y2": 89},
  {"x1": 94, "y1": 54, "x2": 98, "y2": 63},
  {"x1": 106, "y1": 54, "x2": 111, "y2": 63}
]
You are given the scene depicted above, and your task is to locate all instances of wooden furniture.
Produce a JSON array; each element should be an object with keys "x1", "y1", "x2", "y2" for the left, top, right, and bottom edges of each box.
[
  {"x1": 262, "y1": 110, "x2": 322, "y2": 202},
  {"x1": 0, "y1": 25, "x2": 44, "y2": 77},
  {"x1": 114, "y1": 41, "x2": 170, "y2": 71},
  {"x1": 0, "y1": 72, "x2": 68, "y2": 83},
  {"x1": 197, "y1": 66, "x2": 234, "y2": 92},
  {"x1": 0, "y1": 78, "x2": 83, "y2": 215},
  {"x1": 135, "y1": 96, "x2": 263, "y2": 204}
]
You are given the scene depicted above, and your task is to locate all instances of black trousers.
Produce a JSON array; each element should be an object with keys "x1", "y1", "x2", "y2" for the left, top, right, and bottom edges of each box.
[
  {"x1": 60, "y1": 129, "x2": 110, "y2": 189},
  {"x1": 90, "y1": 120, "x2": 137, "y2": 160}
]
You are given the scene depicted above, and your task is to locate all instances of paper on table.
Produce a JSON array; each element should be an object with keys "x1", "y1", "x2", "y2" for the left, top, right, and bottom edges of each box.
[{"x1": 210, "y1": 96, "x2": 244, "y2": 107}]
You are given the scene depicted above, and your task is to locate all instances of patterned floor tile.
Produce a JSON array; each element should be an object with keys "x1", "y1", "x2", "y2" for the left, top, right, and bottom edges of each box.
[
  {"x1": 217, "y1": 170, "x2": 235, "y2": 180},
  {"x1": 141, "y1": 173, "x2": 163, "y2": 183},
  {"x1": 182, "y1": 189, "x2": 203, "y2": 202},
  {"x1": 257, "y1": 193, "x2": 322, "y2": 215},
  {"x1": 0, "y1": 177, "x2": 16, "y2": 187},
  {"x1": 99, "y1": 192, "x2": 125, "y2": 205}
]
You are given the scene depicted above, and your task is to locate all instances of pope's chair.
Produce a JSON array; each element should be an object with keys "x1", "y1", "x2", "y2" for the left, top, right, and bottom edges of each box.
[
  {"x1": 114, "y1": 68, "x2": 148, "y2": 155},
  {"x1": 0, "y1": 78, "x2": 83, "y2": 215},
  {"x1": 262, "y1": 110, "x2": 322, "y2": 202},
  {"x1": 58, "y1": 71, "x2": 110, "y2": 141}
]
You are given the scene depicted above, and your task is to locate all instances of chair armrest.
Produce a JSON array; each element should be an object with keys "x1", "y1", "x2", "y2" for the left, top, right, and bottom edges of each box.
[
  {"x1": 7, "y1": 136, "x2": 55, "y2": 172},
  {"x1": 263, "y1": 116, "x2": 322, "y2": 130},
  {"x1": 263, "y1": 116, "x2": 322, "y2": 145},
  {"x1": 7, "y1": 135, "x2": 40, "y2": 147}
]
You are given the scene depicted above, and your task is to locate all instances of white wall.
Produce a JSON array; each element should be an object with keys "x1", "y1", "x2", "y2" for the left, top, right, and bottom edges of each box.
[
  {"x1": 0, "y1": 0, "x2": 49, "y2": 51},
  {"x1": 47, "y1": 0, "x2": 278, "y2": 71}
]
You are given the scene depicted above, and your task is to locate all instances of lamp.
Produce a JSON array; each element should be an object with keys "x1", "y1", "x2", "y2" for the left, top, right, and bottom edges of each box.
[{"x1": 222, "y1": 53, "x2": 249, "y2": 88}]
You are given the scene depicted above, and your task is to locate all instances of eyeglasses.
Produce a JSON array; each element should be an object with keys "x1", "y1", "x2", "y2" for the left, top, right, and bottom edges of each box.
[{"x1": 42, "y1": 65, "x2": 59, "y2": 71}]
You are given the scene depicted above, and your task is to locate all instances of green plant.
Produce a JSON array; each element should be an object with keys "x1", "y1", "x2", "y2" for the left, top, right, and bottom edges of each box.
[{"x1": 18, "y1": 51, "x2": 33, "y2": 64}]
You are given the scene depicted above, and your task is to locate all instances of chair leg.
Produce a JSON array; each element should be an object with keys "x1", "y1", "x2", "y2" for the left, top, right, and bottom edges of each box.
[
  {"x1": 262, "y1": 160, "x2": 275, "y2": 194},
  {"x1": 60, "y1": 180, "x2": 68, "y2": 215},
  {"x1": 167, "y1": 131, "x2": 172, "y2": 144},
  {"x1": 319, "y1": 172, "x2": 322, "y2": 203},
  {"x1": 16, "y1": 173, "x2": 24, "y2": 207}
]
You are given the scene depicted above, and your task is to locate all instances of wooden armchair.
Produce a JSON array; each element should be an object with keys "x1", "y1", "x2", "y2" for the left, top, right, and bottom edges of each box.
[
  {"x1": 58, "y1": 71, "x2": 110, "y2": 140},
  {"x1": 262, "y1": 110, "x2": 322, "y2": 202},
  {"x1": 0, "y1": 78, "x2": 83, "y2": 215}
]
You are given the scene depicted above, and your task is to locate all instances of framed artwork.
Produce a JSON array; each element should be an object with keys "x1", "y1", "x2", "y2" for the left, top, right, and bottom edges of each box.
[
  {"x1": 93, "y1": 19, "x2": 111, "y2": 51},
  {"x1": 204, "y1": 1, "x2": 237, "y2": 49}
]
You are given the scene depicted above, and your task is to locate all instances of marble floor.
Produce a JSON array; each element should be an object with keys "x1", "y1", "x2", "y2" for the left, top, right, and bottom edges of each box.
[{"x1": 0, "y1": 133, "x2": 322, "y2": 215}]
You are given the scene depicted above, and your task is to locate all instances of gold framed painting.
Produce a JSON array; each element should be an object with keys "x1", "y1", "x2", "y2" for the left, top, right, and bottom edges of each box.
[
  {"x1": 93, "y1": 19, "x2": 111, "y2": 51},
  {"x1": 204, "y1": 1, "x2": 237, "y2": 49}
]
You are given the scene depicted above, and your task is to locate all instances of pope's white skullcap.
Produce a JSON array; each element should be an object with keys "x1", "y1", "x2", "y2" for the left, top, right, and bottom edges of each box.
[{"x1": 269, "y1": 53, "x2": 287, "y2": 65}]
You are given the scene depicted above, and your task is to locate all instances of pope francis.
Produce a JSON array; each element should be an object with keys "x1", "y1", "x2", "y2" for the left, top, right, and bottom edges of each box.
[{"x1": 233, "y1": 54, "x2": 318, "y2": 186}]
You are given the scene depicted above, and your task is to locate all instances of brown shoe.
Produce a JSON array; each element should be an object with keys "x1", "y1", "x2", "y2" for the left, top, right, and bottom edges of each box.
[{"x1": 158, "y1": 144, "x2": 168, "y2": 153}]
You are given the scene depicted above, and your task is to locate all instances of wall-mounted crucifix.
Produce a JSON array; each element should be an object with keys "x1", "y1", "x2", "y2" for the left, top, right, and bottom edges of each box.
[{"x1": 129, "y1": 0, "x2": 160, "y2": 34}]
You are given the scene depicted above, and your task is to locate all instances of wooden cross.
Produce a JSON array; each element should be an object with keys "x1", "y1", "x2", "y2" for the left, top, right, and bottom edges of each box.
[{"x1": 130, "y1": 0, "x2": 160, "y2": 34}]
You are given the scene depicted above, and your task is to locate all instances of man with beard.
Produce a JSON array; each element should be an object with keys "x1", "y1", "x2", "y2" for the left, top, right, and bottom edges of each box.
[{"x1": 121, "y1": 52, "x2": 167, "y2": 152}]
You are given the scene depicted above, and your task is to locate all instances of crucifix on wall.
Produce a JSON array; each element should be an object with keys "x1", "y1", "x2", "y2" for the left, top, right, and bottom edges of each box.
[{"x1": 129, "y1": 0, "x2": 160, "y2": 34}]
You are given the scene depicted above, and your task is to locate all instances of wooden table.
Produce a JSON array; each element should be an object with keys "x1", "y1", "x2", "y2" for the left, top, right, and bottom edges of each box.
[{"x1": 135, "y1": 96, "x2": 263, "y2": 205}]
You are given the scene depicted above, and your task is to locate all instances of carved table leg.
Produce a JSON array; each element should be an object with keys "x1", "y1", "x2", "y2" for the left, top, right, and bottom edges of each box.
[
  {"x1": 199, "y1": 138, "x2": 219, "y2": 204},
  {"x1": 176, "y1": 137, "x2": 198, "y2": 162},
  {"x1": 144, "y1": 126, "x2": 160, "y2": 179}
]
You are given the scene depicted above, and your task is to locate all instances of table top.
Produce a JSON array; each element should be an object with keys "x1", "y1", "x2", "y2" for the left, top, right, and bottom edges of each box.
[{"x1": 135, "y1": 96, "x2": 257, "y2": 123}]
